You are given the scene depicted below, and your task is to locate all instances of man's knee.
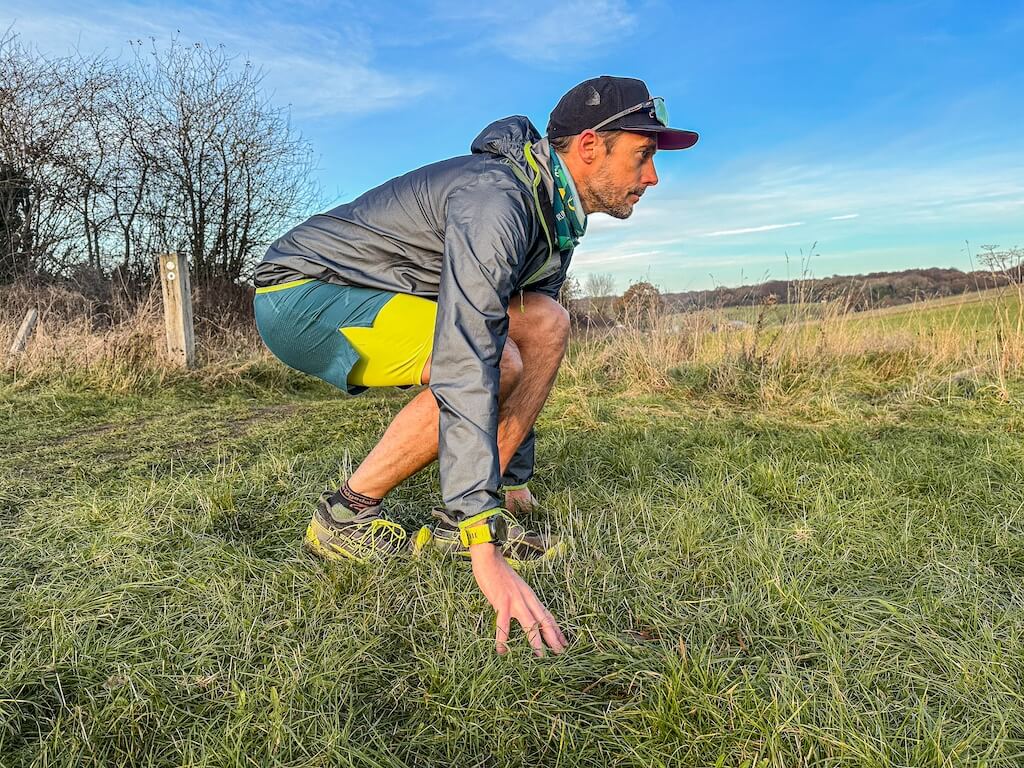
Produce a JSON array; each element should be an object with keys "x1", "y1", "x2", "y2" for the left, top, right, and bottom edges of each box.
[
  {"x1": 510, "y1": 293, "x2": 570, "y2": 354},
  {"x1": 548, "y1": 301, "x2": 570, "y2": 350}
]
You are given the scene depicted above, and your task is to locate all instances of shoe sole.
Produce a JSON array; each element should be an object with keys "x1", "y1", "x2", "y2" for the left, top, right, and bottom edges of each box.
[{"x1": 303, "y1": 522, "x2": 367, "y2": 563}]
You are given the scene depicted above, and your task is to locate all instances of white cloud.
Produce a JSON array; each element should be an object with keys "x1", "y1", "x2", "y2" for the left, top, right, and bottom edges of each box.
[
  {"x1": 431, "y1": 0, "x2": 637, "y2": 63},
  {"x1": 2, "y1": 2, "x2": 439, "y2": 118},
  {"x1": 703, "y1": 222, "x2": 804, "y2": 237},
  {"x1": 627, "y1": 147, "x2": 1024, "y2": 248},
  {"x1": 566, "y1": 143, "x2": 1024, "y2": 290}
]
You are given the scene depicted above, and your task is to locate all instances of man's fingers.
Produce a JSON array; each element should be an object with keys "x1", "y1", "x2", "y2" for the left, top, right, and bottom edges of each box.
[
  {"x1": 539, "y1": 613, "x2": 566, "y2": 654},
  {"x1": 525, "y1": 595, "x2": 566, "y2": 653},
  {"x1": 520, "y1": 614, "x2": 545, "y2": 657},
  {"x1": 543, "y1": 608, "x2": 568, "y2": 647},
  {"x1": 495, "y1": 612, "x2": 511, "y2": 655}
]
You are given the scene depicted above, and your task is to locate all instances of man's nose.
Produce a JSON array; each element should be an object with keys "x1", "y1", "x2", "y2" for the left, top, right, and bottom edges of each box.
[{"x1": 642, "y1": 159, "x2": 659, "y2": 187}]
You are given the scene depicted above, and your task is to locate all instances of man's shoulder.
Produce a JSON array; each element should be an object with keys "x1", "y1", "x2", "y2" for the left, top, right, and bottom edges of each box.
[
  {"x1": 418, "y1": 151, "x2": 531, "y2": 196},
  {"x1": 330, "y1": 152, "x2": 528, "y2": 215}
]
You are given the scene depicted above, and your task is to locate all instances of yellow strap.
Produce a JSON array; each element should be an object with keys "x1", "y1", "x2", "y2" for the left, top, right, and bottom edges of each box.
[
  {"x1": 458, "y1": 509, "x2": 501, "y2": 547},
  {"x1": 254, "y1": 278, "x2": 314, "y2": 294},
  {"x1": 461, "y1": 525, "x2": 494, "y2": 547}
]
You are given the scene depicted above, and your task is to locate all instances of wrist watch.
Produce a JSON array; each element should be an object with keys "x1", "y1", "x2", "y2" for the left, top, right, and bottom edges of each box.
[{"x1": 458, "y1": 510, "x2": 509, "y2": 547}]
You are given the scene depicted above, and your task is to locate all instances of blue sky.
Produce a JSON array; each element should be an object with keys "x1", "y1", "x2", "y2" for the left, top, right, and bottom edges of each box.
[{"x1": 3, "y1": 0, "x2": 1022, "y2": 292}]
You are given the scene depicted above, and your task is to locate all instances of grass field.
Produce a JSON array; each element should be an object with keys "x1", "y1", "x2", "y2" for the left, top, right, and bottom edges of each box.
[
  {"x1": 3, "y1": 288, "x2": 1024, "y2": 766},
  {"x1": 693, "y1": 287, "x2": 1023, "y2": 334}
]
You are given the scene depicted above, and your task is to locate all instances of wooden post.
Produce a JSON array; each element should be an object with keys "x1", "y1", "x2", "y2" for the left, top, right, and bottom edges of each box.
[
  {"x1": 158, "y1": 252, "x2": 196, "y2": 368},
  {"x1": 8, "y1": 307, "x2": 39, "y2": 356}
]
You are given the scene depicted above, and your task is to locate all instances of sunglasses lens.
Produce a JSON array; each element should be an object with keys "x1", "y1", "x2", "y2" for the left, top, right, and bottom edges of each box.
[{"x1": 653, "y1": 97, "x2": 669, "y2": 127}]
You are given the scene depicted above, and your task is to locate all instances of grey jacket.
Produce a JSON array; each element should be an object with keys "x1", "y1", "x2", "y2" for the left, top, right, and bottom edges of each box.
[{"x1": 254, "y1": 116, "x2": 572, "y2": 521}]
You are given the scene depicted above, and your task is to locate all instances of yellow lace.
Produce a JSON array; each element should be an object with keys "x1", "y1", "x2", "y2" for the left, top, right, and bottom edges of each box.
[{"x1": 367, "y1": 517, "x2": 407, "y2": 546}]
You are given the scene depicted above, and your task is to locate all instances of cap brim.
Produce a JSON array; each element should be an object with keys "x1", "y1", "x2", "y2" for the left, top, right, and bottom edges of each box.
[
  {"x1": 623, "y1": 126, "x2": 699, "y2": 150},
  {"x1": 656, "y1": 128, "x2": 699, "y2": 151}
]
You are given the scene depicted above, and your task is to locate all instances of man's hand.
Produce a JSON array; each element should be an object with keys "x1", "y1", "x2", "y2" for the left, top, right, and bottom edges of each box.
[{"x1": 469, "y1": 543, "x2": 567, "y2": 656}]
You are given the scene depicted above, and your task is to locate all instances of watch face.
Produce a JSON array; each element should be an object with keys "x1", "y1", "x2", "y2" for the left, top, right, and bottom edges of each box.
[{"x1": 490, "y1": 515, "x2": 509, "y2": 543}]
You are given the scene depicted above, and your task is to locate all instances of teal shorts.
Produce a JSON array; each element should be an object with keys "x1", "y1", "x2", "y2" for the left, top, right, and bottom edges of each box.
[{"x1": 253, "y1": 278, "x2": 438, "y2": 394}]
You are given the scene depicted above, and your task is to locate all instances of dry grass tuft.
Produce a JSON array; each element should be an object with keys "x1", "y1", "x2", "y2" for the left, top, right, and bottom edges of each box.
[
  {"x1": 4, "y1": 279, "x2": 1024, "y2": 400},
  {"x1": 561, "y1": 285, "x2": 1024, "y2": 405},
  {"x1": 1, "y1": 280, "x2": 271, "y2": 391}
]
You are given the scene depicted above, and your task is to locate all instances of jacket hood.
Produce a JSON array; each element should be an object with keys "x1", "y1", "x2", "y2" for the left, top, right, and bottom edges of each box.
[{"x1": 471, "y1": 116, "x2": 555, "y2": 201}]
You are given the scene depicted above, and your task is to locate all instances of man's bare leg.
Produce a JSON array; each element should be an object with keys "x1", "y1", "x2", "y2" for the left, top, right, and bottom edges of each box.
[
  {"x1": 345, "y1": 292, "x2": 570, "y2": 501},
  {"x1": 345, "y1": 339, "x2": 523, "y2": 498},
  {"x1": 496, "y1": 293, "x2": 571, "y2": 476}
]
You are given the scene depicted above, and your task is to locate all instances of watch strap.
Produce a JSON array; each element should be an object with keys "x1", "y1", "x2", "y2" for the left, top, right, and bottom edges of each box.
[{"x1": 458, "y1": 509, "x2": 502, "y2": 547}]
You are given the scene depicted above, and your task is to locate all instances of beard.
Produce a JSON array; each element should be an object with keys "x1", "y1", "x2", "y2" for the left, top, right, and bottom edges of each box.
[{"x1": 582, "y1": 163, "x2": 643, "y2": 219}]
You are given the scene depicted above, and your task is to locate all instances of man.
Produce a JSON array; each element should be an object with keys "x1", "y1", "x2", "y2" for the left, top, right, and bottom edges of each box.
[{"x1": 253, "y1": 75, "x2": 698, "y2": 656}]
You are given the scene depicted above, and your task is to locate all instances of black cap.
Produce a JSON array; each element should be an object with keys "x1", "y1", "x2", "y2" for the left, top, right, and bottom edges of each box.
[{"x1": 547, "y1": 75, "x2": 698, "y2": 151}]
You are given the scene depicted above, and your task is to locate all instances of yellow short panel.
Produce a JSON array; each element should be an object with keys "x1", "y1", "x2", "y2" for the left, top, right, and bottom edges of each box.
[{"x1": 340, "y1": 293, "x2": 437, "y2": 387}]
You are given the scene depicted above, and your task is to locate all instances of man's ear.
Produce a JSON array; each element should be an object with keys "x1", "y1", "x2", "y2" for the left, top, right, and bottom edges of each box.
[{"x1": 574, "y1": 130, "x2": 601, "y2": 165}]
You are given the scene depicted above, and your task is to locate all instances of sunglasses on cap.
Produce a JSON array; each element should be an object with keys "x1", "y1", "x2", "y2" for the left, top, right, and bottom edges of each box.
[{"x1": 589, "y1": 97, "x2": 669, "y2": 133}]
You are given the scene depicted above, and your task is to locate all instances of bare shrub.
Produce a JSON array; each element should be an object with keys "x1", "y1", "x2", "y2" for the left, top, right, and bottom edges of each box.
[
  {"x1": 0, "y1": 29, "x2": 319, "y2": 287},
  {"x1": 616, "y1": 280, "x2": 663, "y2": 330}
]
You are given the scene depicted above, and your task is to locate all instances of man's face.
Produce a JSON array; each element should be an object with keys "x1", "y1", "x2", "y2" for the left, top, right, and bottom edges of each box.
[{"x1": 583, "y1": 131, "x2": 659, "y2": 219}]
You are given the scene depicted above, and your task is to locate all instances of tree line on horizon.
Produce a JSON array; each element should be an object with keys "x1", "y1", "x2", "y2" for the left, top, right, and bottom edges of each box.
[{"x1": 661, "y1": 256, "x2": 1024, "y2": 312}]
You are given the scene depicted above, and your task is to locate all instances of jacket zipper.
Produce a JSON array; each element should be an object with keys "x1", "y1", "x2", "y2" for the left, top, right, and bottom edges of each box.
[{"x1": 508, "y1": 141, "x2": 557, "y2": 289}]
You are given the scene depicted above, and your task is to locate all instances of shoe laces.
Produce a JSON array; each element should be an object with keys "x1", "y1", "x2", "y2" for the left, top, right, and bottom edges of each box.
[
  {"x1": 327, "y1": 501, "x2": 407, "y2": 547},
  {"x1": 367, "y1": 516, "x2": 407, "y2": 545}
]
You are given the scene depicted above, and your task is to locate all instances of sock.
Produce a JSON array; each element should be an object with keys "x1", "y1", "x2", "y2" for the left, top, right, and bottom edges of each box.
[{"x1": 330, "y1": 481, "x2": 383, "y2": 514}]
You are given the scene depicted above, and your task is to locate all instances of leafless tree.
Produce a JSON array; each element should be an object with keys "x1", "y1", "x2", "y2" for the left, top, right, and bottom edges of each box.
[
  {"x1": 0, "y1": 27, "x2": 320, "y2": 288},
  {"x1": 129, "y1": 37, "x2": 318, "y2": 284},
  {"x1": 0, "y1": 29, "x2": 91, "y2": 280},
  {"x1": 584, "y1": 271, "x2": 616, "y2": 319}
]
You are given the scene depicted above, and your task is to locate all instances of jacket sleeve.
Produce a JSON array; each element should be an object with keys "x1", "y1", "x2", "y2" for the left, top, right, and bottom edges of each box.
[
  {"x1": 504, "y1": 249, "x2": 570, "y2": 486},
  {"x1": 501, "y1": 427, "x2": 535, "y2": 488},
  {"x1": 522, "y1": 247, "x2": 571, "y2": 300},
  {"x1": 430, "y1": 181, "x2": 534, "y2": 522}
]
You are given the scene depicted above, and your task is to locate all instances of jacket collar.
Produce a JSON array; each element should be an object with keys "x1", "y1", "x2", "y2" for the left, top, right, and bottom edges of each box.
[
  {"x1": 526, "y1": 137, "x2": 556, "y2": 204},
  {"x1": 470, "y1": 116, "x2": 556, "y2": 206},
  {"x1": 470, "y1": 116, "x2": 561, "y2": 265}
]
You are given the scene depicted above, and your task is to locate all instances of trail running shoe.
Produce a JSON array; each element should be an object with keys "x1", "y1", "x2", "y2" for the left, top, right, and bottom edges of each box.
[
  {"x1": 411, "y1": 508, "x2": 565, "y2": 566},
  {"x1": 304, "y1": 492, "x2": 407, "y2": 564}
]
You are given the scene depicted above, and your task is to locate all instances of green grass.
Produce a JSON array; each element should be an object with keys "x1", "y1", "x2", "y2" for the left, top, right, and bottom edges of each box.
[
  {"x1": 3, "y1": 354, "x2": 1024, "y2": 766},
  {"x1": 851, "y1": 288, "x2": 1023, "y2": 334},
  {"x1": 685, "y1": 287, "x2": 1023, "y2": 334}
]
